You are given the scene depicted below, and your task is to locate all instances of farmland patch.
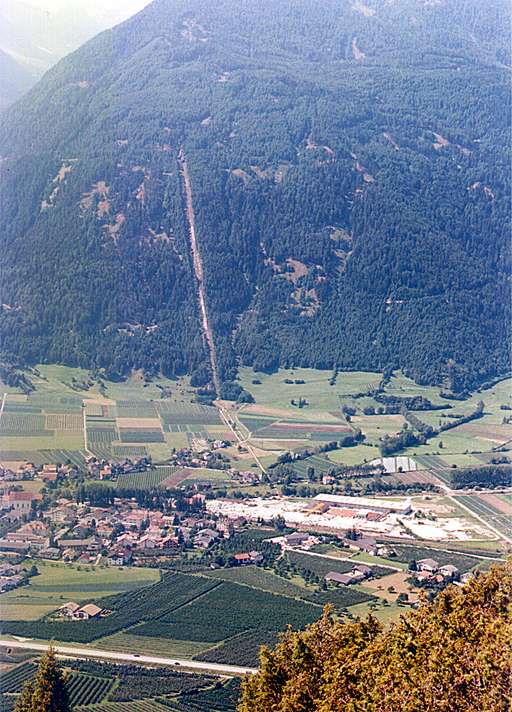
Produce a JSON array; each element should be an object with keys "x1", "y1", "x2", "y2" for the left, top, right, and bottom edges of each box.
[{"x1": 135, "y1": 581, "x2": 321, "y2": 642}]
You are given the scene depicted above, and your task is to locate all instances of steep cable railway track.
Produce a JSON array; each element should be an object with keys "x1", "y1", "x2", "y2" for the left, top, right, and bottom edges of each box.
[{"x1": 178, "y1": 148, "x2": 221, "y2": 398}]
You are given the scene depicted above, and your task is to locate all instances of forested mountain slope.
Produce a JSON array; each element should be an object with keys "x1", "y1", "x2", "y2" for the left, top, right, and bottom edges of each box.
[{"x1": 0, "y1": 0, "x2": 510, "y2": 390}]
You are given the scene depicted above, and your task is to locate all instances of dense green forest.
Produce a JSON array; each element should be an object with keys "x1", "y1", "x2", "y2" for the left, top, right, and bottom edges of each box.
[{"x1": 0, "y1": 0, "x2": 510, "y2": 390}]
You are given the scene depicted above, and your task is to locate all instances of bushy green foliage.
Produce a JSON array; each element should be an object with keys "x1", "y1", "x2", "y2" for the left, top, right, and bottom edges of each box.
[
  {"x1": 0, "y1": 0, "x2": 509, "y2": 389},
  {"x1": 450, "y1": 464, "x2": 512, "y2": 489},
  {"x1": 239, "y1": 561, "x2": 512, "y2": 711}
]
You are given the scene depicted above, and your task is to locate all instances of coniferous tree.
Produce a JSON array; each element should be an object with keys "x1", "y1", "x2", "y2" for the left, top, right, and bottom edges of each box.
[{"x1": 15, "y1": 649, "x2": 70, "y2": 712}]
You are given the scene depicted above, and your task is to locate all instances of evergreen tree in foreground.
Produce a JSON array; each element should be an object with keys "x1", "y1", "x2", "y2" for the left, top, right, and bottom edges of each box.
[
  {"x1": 239, "y1": 561, "x2": 511, "y2": 712},
  {"x1": 15, "y1": 648, "x2": 70, "y2": 712}
]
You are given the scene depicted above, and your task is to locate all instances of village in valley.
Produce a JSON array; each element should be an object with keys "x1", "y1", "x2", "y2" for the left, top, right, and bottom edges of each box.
[{"x1": 0, "y1": 364, "x2": 510, "y2": 707}]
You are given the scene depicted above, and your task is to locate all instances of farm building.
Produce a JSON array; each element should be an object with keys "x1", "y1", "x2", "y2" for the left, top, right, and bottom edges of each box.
[
  {"x1": 284, "y1": 532, "x2": 311, "y2": 548},
  {"x1": 73, "y1": 603, "x2": 103, "y2": 620},
  {"x1": 325, "y1": 565, "x2": 372, "y2": 586},
  {"x1": 58, "y1": 602, "x2": 81, "y2": 617},
  {"x1": 439, "y1": 564, "x2": 459, "y2": 578},
  {"x1": 416, "y1": 558, "x2": 439, "y2": 573}
]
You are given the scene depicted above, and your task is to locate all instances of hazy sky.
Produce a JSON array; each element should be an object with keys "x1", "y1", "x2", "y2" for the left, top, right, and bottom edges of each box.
[{"x1": 21, "y1": 0, "x2": 152, "y2": 26}]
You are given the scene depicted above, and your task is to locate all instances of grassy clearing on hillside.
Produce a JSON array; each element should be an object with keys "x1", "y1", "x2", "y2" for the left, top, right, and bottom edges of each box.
[{"x1": 238, "y1": 367, "x2": 381, "y2": 412}]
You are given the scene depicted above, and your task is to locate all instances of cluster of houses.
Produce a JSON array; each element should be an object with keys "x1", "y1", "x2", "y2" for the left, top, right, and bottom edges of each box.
[
  {"x1": 0, "y1": 519, "x2": 49, "y2": 553},
  {"x1": 0, "y1": 562, "x2": 28, "y2": 593},
  {"x1": 412, "y1": 558, "x2": 468, "y2": 586},
  {"x1": 0, "y1": 492, "x2": 251, "y2": 567},
  {"x1": 1, "y1": 462, "x2": 77, "y2": 484},
  {"x1": 85, "y1": 455, "x2": 152, "y2": 480}
]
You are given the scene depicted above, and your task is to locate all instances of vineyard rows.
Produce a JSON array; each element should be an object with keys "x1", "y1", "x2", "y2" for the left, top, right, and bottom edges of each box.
[
  {"x1": 0, "y1": 662, "x2": 37, "y2": 693},
  {"x1": 67, "y1": 673, "x2": 114, "y2": 706}
]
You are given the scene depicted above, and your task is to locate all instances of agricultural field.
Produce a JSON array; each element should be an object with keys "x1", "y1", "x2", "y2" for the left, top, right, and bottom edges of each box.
[
  {"x1": 134, "y1": 581, "x2": 321, "y2": 642},
  {"x1": 2, "y1": 365, "x2": 509, "y2": 476},
  {"x1": 286, "y1": 551, "x2": 391, "y2": 581},
  {"x1": 195, "y1": 629, "x2": 280, "y2": 667},
  {"x1": 0, "y1": 656, "x2": 238, "y2": 712},
  {"x1": 116, "y1": 466, "x2": 179, "y2": 490},
  {"x1": 1, "y1": 572, "x2": 222, "y2": 642},
  {"x1": 387, "y1": 544, "x2": 496, "y2": 573},
  {"x1": 0, "y1": 560, "x2": 160, "y2": 621},
  {"x1": 0, "y1": 390, "x2": 86, "y2": 463},
  {"x1": 0, "y1": 661, "x2": 38, "y2": 693},
  {"x1": 234, "y1": 369, "x2": 512, "y2": 471},
  {"x1": 363, "y1": 571, "x2": 421, "y2": 604},
  {"x1": 66, "y1": 673, "x2": 114, "y2": 707},
  {"x1": 454, "y1": 494, "x2": 512, "y2": 541},
  {"x1": 0, "y1": 365, "x2": 231, "y2": 466}
]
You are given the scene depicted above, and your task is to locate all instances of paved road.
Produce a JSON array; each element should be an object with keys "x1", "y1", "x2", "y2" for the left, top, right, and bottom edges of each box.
[{"x1": 0, "y1": 639, "x2": 257, "y2": 676}]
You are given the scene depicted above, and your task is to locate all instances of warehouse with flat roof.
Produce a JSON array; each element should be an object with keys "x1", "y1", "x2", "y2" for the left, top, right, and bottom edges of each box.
[{"x1": 312, "y1": 493, "x2": 412, "y2": 515}]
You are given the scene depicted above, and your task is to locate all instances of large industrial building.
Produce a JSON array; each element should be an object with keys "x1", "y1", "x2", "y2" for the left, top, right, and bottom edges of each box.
[{"x1": 311, "y1": 494, "x2": 412, "y2": 515}]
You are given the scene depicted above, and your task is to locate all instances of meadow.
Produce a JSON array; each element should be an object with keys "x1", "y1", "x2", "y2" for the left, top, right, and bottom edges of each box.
[
  {"x1": 0, "y1": 561, "x2": 160, "y2": 621},
  {"x1": 234, "y1": 369, "x2": 512, "y2": 474}
]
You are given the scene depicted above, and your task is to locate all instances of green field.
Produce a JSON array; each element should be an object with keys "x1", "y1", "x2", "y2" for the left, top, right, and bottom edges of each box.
[
  {"x1": 116, "y1": 466, "x2": 178, "y2": 490},
  {"x1": 0, "y1": 366, "x2": 231, "y2": 466},
  {"x1": 237, "y1": 367, "x2": 381, "y2": 412},
  {"x1": 235, "y1": 369, "x2": 512, "y2": 470},
  {"x1": 0, "y1": 561, "x2": 160, "y2": 621},
  {"x1": 134, "y1": 581, "x2": 321, "y2": 643}
]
